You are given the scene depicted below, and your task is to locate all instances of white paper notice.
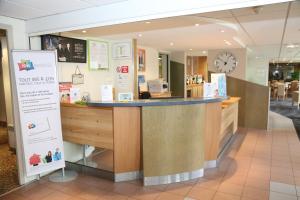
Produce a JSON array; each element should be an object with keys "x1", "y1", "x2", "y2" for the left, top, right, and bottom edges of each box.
[
  {"x1": 203, "y1": 82, "x2": 217, "y2": 98},
  {"x1": 70, "y1": 88, "x2": 80, "y2": 103},
  {"x1": 88, "y1": 40, "x2": 109, "y2": 70},
  {"x1": 11, "y1": 50, "x2": 65, "y2": 176},
  {"x1": 101, "y1": 85, "x2": 113, "y2": 101}
]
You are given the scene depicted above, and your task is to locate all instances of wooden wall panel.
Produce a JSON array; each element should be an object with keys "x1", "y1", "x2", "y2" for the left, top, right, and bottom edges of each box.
[
  {"x1": 142, "y1": 104, "x2": 205, "y2": 177},
  {"x1": 61, "y1": 105, "x2": 114, "y2": 149},
  {"x1": 113, "y1": 107, "x2": 141, "y2": 173},
  {"x1": 209, "y1": 72, "x2": 269, "y2": 130},
  {"x1": 204, "y1": 102, "x2": 221, "y2": 161}
]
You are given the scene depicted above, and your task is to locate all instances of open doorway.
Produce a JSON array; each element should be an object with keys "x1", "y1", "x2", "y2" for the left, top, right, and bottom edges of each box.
[{"x1": 0, "y1": 29, "x2": 19, "y2": 195}]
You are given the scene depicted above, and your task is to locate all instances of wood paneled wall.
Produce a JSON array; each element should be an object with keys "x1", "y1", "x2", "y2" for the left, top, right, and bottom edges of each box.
[{"x1": 226, "y1": 76, "x2": 270, "y2": 130}]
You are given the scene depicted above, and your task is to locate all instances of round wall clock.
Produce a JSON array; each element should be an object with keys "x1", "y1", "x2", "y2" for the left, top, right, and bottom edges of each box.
[{"x1": 214, "y1": 52, "x2": 238, "y2": 74}]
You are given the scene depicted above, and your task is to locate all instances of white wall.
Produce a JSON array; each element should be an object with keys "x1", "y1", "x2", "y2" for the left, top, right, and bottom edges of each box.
[
  {"x1": 0, "y1": 55, "x2": 6, "y2": 122},
  {"x1": 208, "y1": 48, "x2": 247, "y2": 80},
  {"x1": 0, "y1": 17, "x2": 28, "y2": 125},
  {"x1": 0, "y1": 16, "x2": 31, "y2": 185},
  {"x1": 170, "y1": 51, "x2": 186, "y2": 64},
  {"x1": 30, "y1": 36, "x2": 135, "y2": 101},
  {"x1": 137, "y1": 45, "x2": 159, "y2": 82},
  {"x1": 246, "y1": 57, "x2": 269, "y2": 86}
]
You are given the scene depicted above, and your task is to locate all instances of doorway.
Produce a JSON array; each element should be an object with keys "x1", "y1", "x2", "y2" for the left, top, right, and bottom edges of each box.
[{"x1": 0, "y1": 29, "x2": 19, "y2": 195}]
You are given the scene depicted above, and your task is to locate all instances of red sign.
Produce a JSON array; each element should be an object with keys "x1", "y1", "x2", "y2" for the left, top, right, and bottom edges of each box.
[{"x1": 121, "y1": 66, "x2": 128, "y2": 73}]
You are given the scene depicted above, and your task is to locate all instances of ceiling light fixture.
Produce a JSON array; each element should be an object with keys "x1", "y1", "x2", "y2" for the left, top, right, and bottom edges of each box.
[
  {"x1": 224, "y1": 40, "x2": 232, "y2": 46},
  {"x1": 195, "y1": 23, "x2": 200, "y2": 27},
  {"x1": 170, "y1": 42, "x2": 174, "y2": 46},
  {"x1": 82, "y1": 30, "x2": 87, "y2": 33},
  {"x1": 145, "y1": 21, "x2": 151, "y2": 24},
  {"x1": 286, "y1": 44, "x2": 299, "y2": 48}
]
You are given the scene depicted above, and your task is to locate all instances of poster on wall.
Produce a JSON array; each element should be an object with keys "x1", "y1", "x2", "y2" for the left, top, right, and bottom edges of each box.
[
  {"x1": 88, "y1": 40, "x2": 109, "y2": 70},
  {"x1": 11, "y1": 50, "x2": 65, "y2": 176},
  {"x1": 41, "y1": 34, "x2": 86, "y2": 63},
  {"x1": 138, "y1": 49, "x2": 146, "y2": 72},
  {"x1": 59, "y1": 82, "x2": 72, "y2": 103},
  {"x1": 112, "y1": 42, "x2": 132, "y2": 59},
  {"x1": 211, "y1": 73, "x2": 227, "y2": 97}
]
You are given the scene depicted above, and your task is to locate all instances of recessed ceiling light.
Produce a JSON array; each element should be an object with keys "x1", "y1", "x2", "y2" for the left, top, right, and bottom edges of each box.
[
  {"x1": 220, "y1": 30, "x2": 225, "y2": 33},
  {"x1": 138, "y1": 33, "x2": 142, "y2": 37},
  {"x1": 145, "y1": 21, "x2": 151, "y2": 24},
  {"x1": 189, "y1": 48, "x2": 193, "y2": 51},
  {"x1": 82, "y1": 30, "x2": 87, "y2": 33},
  {"x1": 224, "y1": 40, "x2": 232, "y2": 45},
  {"x1": 202, "y1": 51, "x2": 207, "y2": 54},
  {"x1": 170, "y1": 42, "x2": 174, "y2": 46},
  {"x1": 194, "y1": 23, "x2": 199, "y2": 27}
]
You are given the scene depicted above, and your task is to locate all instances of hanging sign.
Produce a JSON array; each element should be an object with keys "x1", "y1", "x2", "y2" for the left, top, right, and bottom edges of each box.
[{"x1": 11, "y1": 50, "x2": 65, "y2": 176}]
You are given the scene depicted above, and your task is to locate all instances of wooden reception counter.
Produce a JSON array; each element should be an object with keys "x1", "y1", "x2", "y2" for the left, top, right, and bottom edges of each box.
[{"x1": 60, "y1": 97, "x2": 240, "y2": 185}]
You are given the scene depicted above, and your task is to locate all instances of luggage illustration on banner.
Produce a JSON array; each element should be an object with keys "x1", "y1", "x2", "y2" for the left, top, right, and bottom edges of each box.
[{"x1": 26, "y1": 118, "x2": 51, "y2": 136}]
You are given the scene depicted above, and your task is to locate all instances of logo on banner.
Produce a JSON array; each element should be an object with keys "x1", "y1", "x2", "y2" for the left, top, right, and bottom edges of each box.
[
  {"x1": 18, "y1": 59, "x2": 34, "y2": 71},
  {"x1": 116, "y1": 66, "x2": 129, "y2": 73}
]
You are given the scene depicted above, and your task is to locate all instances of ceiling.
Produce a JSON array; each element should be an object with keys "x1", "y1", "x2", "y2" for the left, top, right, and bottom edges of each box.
[
  {"x1": 0, "y1": 0, "x2": 127, "y2": 20},
  {"x1": 63, "y1": 1, "x2": 300, "y2": 62}
]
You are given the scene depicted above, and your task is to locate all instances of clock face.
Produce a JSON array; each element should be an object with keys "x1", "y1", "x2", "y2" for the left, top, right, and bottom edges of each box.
[{"x1": 214, "y1": 52, "x2": 237, "y2": 74}]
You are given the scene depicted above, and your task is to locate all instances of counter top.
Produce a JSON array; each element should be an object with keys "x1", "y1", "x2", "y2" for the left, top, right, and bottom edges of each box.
[
  {"x1": 222, "y1": 97, "x2": 241, "y2": 109},
  {"x1": 87, "y1": 97, "x2": 227, "y2": 107}
]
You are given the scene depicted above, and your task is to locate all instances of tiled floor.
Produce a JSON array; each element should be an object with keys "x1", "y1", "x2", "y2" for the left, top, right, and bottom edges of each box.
[{"x1": 1, "y1": 111, "x2": 300, "y2": 200}]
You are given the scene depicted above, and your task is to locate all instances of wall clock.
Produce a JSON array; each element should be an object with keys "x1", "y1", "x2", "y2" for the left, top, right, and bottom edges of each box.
[{"x1": 214, "y1": 52, "x2": 237, "y2": 74}]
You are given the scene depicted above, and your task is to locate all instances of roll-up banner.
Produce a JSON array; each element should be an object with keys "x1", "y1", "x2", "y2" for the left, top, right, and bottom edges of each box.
[{"x1": 11, "y1": 50, "x2": 65, "y2": 176}]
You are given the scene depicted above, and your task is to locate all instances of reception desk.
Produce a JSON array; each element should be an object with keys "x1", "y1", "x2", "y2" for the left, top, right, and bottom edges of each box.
[{"x1": 60, "y1": 97, "x2": 239, "y2": 185}]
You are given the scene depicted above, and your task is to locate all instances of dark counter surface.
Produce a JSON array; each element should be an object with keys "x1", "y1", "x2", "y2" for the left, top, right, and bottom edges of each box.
[{"x1": 87, "y1": 97, "x2": 227, "y2": 107}]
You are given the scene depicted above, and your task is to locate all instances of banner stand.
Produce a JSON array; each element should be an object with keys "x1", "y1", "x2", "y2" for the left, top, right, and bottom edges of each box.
[{"x1": 49, "y1": 168, "x2": 78, "y2": 183}]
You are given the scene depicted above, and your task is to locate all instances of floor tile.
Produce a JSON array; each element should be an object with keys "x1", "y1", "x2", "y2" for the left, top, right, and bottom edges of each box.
[
  {"x1": 242, "y1": 186, "x2": 269, "y2": 200},
  {"x1": 217, "y1": 182, "x2": 243, "y2": 196},
  {"x1": 187, "y1": 186, "x2": 216, "y2": 200},
  {"x1": 270, "y1": 181, "x2": 297, "y2": 195},
  {"x1": 269, "y1": 191, "x2": 297, "y2": 200},
  {"x1": 131, "y1": 188, "x2": 161, "y2": 200},
  {"x1": 212, "y1": 192, "x2": 240, "y2": 200},
  {"x1": 156, "y1": 192, "x2": 184, "y2": 200},
  {"x1": 165, "y1": 183, "x2": 192, "y2": 196}
]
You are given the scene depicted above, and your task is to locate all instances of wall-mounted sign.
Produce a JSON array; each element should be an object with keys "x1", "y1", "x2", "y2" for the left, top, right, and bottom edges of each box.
[
  {"x1": 112, "y1": 42, "x2": 132, "y2": 59},
  {"x1": 116, "y1": 66, "x2": 129, "y2": 73},
  {"x1": 88, "y1": 40, "x2": 109, "y2": 70},
  {"x1": 41, "y1": 35, "x2": 87, "y2": 63},
  {"x1": 11, "y1": 50, "x2": 65, "y2": 176}
]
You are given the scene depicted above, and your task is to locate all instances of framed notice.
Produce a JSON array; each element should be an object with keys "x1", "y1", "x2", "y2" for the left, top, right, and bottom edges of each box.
[
  {"x1": 112, "y1": 42, "x2": 132, "y2": 59},
  {"x1": 138, "y1": 49, "x2": 146, "y2": 72},
  {"x1": 11, "y1": 50, "x2": 65, "y2": 176},
  {"x1": 88, "y1": 40, "x2": 109, "y2": 70},
  {"x1": 41, "y1": 34, "x2": 87, "y2": 63}
]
